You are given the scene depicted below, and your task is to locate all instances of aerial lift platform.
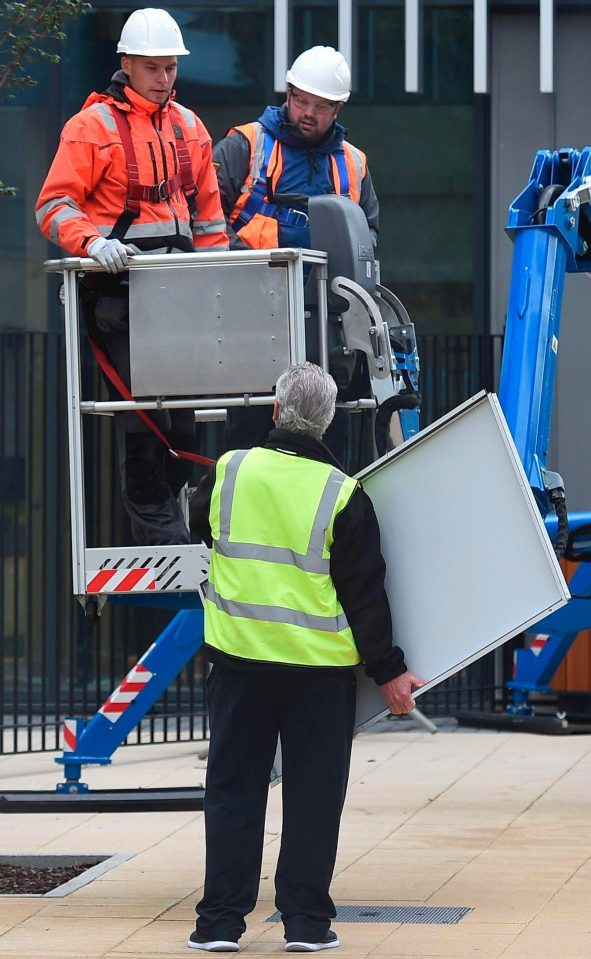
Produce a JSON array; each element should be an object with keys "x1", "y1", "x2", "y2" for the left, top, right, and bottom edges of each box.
[
  {"x1": 0, "y1": 197, "x2": 422, "y2": 812},
  {"x1": 3, "y1": 169, "x2": 579, "y2": 811}
]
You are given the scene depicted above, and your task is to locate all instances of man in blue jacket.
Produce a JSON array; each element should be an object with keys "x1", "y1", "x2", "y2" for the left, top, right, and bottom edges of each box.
[
  {"x1": 213, "y1": 46, "x2": 378, "y2": 252},
  {"x1": 213, "y1": 47, "x2": 380, "y2": 460}
]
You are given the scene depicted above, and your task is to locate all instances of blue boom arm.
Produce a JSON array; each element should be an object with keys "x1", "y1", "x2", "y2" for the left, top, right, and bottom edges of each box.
[
  {"x1": 499, "y1": 147, "x2": 591, "y2": 712},
  {"x1": 499, "y1": 147, "x2": 591, "y2": 507}
]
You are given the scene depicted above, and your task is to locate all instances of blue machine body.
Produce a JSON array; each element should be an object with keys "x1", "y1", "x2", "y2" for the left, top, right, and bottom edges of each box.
[
  {"x1": 499, "y1": 147, "x2": 591, "y2": 713},
  {"x1": 392, "y1": 334, "x2": 421, "y2": 442}
]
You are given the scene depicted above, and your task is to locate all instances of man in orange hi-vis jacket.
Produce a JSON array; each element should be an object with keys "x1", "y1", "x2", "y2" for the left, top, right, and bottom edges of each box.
[{"x1": 36, "y1": 8, "x2": 228, "y2": 546}]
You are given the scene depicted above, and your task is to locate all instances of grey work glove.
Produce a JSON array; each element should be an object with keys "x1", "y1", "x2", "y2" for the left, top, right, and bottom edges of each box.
[{"x1": 87, "y1": 237, "x2": 137, "y2": 274}]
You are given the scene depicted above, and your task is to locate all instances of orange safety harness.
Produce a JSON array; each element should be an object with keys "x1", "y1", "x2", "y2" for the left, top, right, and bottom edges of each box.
[{"x1": 108, "y1": 105, "x2": 199, "y2": 241}]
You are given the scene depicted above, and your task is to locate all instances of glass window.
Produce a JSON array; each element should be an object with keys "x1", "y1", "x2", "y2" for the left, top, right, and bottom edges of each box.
[
  {"x1": 358, "y1": 6, "x2": 473, "y2": 105},
  {"x1": 293, "y1": 5, "x2": 338, "y2": 51},
  {"x1": 351, "y1": 5, "x2": 475, "y2": 334},
  {"x1": 292, "y1": 4, "x2": 476, "y2": 333},
  {"x1": 171, "y1": 9, "x2": 271, "y2": 105}
]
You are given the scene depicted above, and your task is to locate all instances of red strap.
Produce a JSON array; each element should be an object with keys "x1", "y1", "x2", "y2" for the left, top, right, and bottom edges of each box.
[
  {"x1": 88, "y1": 337, "x2": 214, "y2": 467},
  {"x1": 170, "y1": 108, "x2": 198, "y2": 212},
  {"x1": 110, "y1": 107, "x2": 141, "y2": 216}
]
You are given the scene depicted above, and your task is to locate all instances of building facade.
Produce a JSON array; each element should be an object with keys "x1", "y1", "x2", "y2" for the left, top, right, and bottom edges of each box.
[{"x1": 2, "y1": 1, "x2": 591, "y2": 746}]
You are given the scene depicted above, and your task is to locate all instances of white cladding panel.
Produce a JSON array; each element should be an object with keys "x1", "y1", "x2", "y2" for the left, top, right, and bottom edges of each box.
[{"x1": 354, "y1": 392, "x2": 569, "y2": 731}]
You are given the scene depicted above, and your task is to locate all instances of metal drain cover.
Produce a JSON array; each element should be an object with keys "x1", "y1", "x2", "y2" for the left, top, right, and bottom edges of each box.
[{"x1": 267, "y1": 904, "x2": 473, "y2": 924}]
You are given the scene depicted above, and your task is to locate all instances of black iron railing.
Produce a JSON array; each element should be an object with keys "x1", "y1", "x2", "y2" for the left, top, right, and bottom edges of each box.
[
  {"x1": 0, "y1": 330, "x2": 208, "y2": 754},
  {"x1": 1, "y1": 330, "x2": 505, "y2": 754}
]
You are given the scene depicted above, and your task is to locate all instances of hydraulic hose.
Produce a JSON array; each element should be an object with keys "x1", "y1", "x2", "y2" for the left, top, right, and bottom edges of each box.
[
  {"x1": 549, "y1": 486, "x2": 569, "y2": 560},
  {"x1": 374, "y1": 391, "x2": 421, "y2": 457},
  {"x1": 563, "y1": 522, "x2": 591, "y2": 564},
  {"x1": 531, "y1": 184, "x2": 566, "y2": 225}
]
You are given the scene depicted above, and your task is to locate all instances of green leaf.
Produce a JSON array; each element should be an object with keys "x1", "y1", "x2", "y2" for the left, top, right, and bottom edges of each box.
[{"x1": 0, "y1": 180, "x2": 18, "y2": 197}]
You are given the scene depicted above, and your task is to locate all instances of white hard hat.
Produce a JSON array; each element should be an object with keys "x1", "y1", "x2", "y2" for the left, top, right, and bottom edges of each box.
[
  {"x1": 117, "y1": 8, "x2": 189, "y2": 57},
  {"x1": 286, "y1": 46, "x2": 350, "y2": 103}
]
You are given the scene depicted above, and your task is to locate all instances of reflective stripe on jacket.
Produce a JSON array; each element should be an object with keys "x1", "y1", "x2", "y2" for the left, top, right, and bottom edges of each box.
[
  {"x1": 36, "y1": 81, "x2": 228, "y2": 256},
  {"x1": 228, "y1": 121, "x2": 367, "y2": 249},
  {"x1": 205, "y1": 446, "x2": 361, "y2": 667}
]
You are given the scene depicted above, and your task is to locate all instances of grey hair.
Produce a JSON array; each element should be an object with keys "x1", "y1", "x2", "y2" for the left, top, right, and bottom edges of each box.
[{"x1": 275, "y1": 362, "x2": 337, "y2": 440}]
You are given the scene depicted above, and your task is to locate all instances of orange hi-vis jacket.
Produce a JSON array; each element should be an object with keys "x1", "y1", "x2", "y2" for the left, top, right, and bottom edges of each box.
[{"x1": 36, "y1": 79, "x2": 228, "y2": 256}]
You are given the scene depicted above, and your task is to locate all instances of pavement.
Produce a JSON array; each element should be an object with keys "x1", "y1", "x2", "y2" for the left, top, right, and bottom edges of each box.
[{"x1": 0, "y1": 717, "x2": 591, "y2": 959}]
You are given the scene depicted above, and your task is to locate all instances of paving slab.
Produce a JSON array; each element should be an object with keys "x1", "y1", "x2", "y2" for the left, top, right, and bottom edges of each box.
[{"x1": 0, "y1": 901, "x2": 46, "y2": 936}]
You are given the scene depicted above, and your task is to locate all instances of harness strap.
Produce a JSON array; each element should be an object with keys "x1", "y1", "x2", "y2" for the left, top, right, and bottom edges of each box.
[
  {"x1": 265, "y1": 137, "x2": 283, "y2": 201},
  {"x1": 234, "y1": 195, "x2": 309, "y2": 229},
  {"x1": 171, "y1": 118, "x2": 198, "y2": 222},
  {"x1": 110, "y1": 107, "x2": 143, "y2": 219},
  {"x1": 127, "y1": 171, "x2": 183, "y2": 204},
  {"x1": 108, "y1": 105, "x2": 199, "y2": 239},
  {"x1": 330, "y1": 149, "x2": 351, "y2": 197},
  {"x1": 232, "y1": 132, "x2": 356, "y2": 233},
  {"x1": 233, "y1": 134, "x2": 309, "y2": 230},
  {"x1": 88, "y1": 336, "x2": 214, "y2": 467}
]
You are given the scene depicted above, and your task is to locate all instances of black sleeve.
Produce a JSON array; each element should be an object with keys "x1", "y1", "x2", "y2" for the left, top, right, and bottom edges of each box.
[
  {"x1": 359, "y1": 165, "x2": 379, "y2": 248},
  {"x1": 189, "y1": 464, "x2": 217, "y2": 546},
  {"x1": 330, "y1": 486, "x2": 407, "y2": 685},
  {"x1": 213, "y1": 131, "x2": 252, "y2": 250}
]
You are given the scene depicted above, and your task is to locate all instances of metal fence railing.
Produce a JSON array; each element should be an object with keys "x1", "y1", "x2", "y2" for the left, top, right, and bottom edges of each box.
[
  {"x1": 1, "y1": 329, "x2": 505, "y2": 754},
  {"x1": 0, "y1": 330, "x2": 209, "y2": 755}
]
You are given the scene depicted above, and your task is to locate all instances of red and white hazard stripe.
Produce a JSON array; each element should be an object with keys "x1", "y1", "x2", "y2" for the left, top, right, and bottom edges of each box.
[
  {"x1": 99, "y1": 663, "x2": 153, "y2": 723},
  {"x1": 529, "y1": 634, "x2": 549, "y2": 656},
  {"x1": 513, "y1": 633, "x2": 549, "y2": 677},
  {"x1": 86, "y1": 567, "x2": 156, "y2": 593},
  {"x1": 63, "y1": 718, "x2": 78, "y2": 752}
]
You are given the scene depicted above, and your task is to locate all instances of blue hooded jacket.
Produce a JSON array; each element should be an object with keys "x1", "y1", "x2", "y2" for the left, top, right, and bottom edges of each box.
[
  {"x1": 256, "y1": 104, "x2": 350, "y2": 247},
  {"x1": 214, "y1": 103, "x2": 379, "y2": 250}
]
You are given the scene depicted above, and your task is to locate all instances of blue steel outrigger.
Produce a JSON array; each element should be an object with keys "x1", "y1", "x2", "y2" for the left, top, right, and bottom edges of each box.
[
  {"x1": 497, "y1": 146, "x2": 591, "y2": 720},
  {"x1": 55, "y1": 605, "x2": 205, "y2": 793}
]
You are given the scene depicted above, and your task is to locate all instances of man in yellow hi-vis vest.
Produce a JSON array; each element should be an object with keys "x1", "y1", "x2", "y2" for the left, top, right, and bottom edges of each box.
[{"x1": 188, "y1": 363, "x2": 424, "y2": 954}]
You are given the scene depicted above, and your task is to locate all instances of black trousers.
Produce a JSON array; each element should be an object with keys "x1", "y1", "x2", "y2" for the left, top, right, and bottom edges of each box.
[
  {"x1": 91, "y1": 291, "x2": 196, "y2": 546},
  {"x1": 196, "y1": 664, "x2": 356, "y2": 943}
]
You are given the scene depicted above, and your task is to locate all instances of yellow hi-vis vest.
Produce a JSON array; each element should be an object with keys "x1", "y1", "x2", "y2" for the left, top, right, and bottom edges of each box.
[{"x1": 205, "y1": 447, "x2": 361, "y2": 667}]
